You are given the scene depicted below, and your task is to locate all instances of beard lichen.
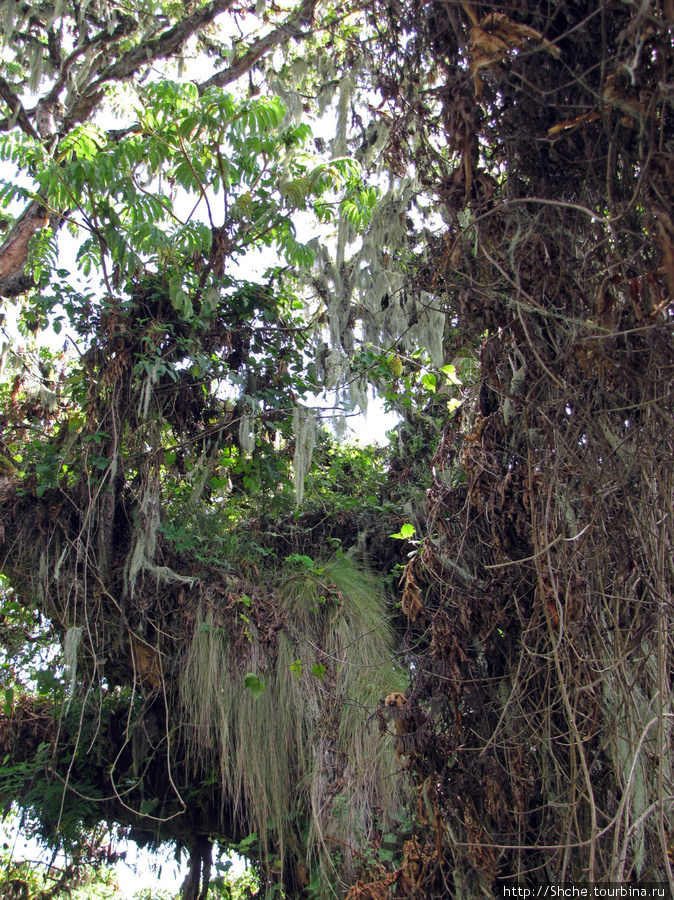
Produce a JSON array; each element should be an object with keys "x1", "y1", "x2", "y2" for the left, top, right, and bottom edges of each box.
[
  {"x1": 178, "y1": 556, "x2": 404, "y2": 893},
  {"x1": 292, "y1": 407, "x2": 315, "y2": 506}
]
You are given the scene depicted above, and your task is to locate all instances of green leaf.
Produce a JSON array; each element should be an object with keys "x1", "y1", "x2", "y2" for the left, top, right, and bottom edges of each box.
[
  {"x1": 237, "y1": 832, "x2": 258, "y2": 852},
  {"x1": 441, "y1": 364, "x2": 461, "y2": 385},
  {"x1": 390, "y1": 523, "x2": 416, "y2": 540},
  {"x1": 420, "y1": 372, "x2": 436, "y2": 393},
  {"x1": 58, "y1": 123, "x2": 106, "y2": 161},
  {"x1": 311, "y1": 663, "x2": 326, "y2": 682},
  {"x1": 139, "y1": 797, "x2": 160, "y2": 816},
  {"x1": 289, "y1": 659, "x2": 303, "y2": 678},
  {"x1": 244, "y1": 673, "x2": 265, "y2": 697},
  {"x1": 285, "y1": 553, "x2": 316, "y2": 570}
]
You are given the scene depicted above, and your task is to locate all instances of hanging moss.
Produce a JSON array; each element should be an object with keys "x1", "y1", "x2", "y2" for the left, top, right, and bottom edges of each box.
[
  {"x1": 292, "y1": 407, "x2": 316, "y2": 505},
  {"x1": 178, "y1": 556, "x2": 405, "y2": 894}
]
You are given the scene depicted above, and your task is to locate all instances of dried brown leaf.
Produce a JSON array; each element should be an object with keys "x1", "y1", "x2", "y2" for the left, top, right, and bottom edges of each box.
[
  {"x1": 400, "y1": 567, "x2": 424, "y2": 622},
  {"x1": 548, "y1": 111, "x2": 600, "y2": 135}
]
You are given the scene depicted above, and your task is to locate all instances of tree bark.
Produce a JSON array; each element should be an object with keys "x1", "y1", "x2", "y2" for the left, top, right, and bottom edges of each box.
[
  {"x1": 0, "y1": 202, "x2": 48, "y2": 298},
  {"x1": 181, "y1": 836, "x2": 212, "y2": 900}
]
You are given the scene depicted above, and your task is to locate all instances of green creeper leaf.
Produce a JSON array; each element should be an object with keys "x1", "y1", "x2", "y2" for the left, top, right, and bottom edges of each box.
[
  {"x1": 244, "y1": 673, "x2": 265, "y2": 697},
  {"x1": 139, "y1": 797, "x2": 160, "y2": 816},
  {"x1": 311, "y1": 663, "x2": 326, "y2": 682},
  {"x1": 420, "y1": 372, "x2": 436, "y2": 393},
  {"x1": 285, "y1": 553, "x2": 316, "y2": 570},
  {"x1": 390, "y1": 523, "x2": 416, "y2": 540},
  {"x1": 237, "y1": 832, "x2": 258, "y2": 853},
  {"x1": 388, "y1": 355, "x2": 403, "y2": 377},
  {"x1": 441, "y1": 364, "x2": 461, "y2": 385},
  {"x1": 289, "y1": 660, "x2": 303, "y2": 678}
]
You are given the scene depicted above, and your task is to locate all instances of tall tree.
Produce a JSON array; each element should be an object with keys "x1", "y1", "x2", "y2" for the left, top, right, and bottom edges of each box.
[{"x1": 0, "y1": 2, "x2": 410, "y2": 897}]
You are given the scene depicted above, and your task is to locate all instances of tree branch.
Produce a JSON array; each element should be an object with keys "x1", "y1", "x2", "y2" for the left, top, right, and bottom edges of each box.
[
  {"x1": 199, "y1": 0, "x2": 318, "y2": 91},
  {"x1": 0, "y1": 77, "x2": 39, "y2": 141},
  {"x1": 63, "y1": 0, "x2": 317, "y2": 120},
  {"x1": 0, "y1": 0, "x2": 320, "y2": 297},
  {"x1": 81, "y1": 0, "x2": 239, "y2": 96},
  {"x1": 45, "y1": 13, "x2": 143, "y2": 109}
]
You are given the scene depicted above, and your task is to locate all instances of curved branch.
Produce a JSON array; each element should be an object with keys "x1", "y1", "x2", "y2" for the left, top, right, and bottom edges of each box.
[
  {"x1": 0, "y1": 77, "x2": 39, "y2": 140},
  {"x1": 66, "y1": 0, "x2": 239, "y2": 126},
  {"x1": 65, "y1": 0, "x2": 318, "y2": 121},
  {"x1": 199, "y1": 0, "x2": 318, "y2": 92}
]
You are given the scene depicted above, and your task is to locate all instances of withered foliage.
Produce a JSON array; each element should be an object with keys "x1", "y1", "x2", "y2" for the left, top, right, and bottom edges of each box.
[{"x1": 370, "y1": 0, "x2": 674, "y2": 893}]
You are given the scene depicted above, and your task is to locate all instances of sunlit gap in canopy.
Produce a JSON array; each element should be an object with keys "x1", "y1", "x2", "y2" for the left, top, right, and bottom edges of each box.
[
  {"x1": 0, "y1": 812, "x2": 245, "y2": 899},
  {"x1": 0, "y1": 182, "x2": 399, "y2": 454}
]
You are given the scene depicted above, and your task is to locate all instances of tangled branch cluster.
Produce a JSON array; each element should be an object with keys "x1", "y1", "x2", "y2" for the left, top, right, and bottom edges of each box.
[{"x1": 372, "y1": 0, "x2": 674, "y2": 891}]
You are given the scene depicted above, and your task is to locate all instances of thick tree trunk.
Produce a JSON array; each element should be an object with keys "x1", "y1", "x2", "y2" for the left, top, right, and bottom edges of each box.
[
  {"x1": 180, "y1": 836, "x2": 212, "y2": 900},
  {"x1": 0, "y1": 202, "x2": 48, "y2": 298}
]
